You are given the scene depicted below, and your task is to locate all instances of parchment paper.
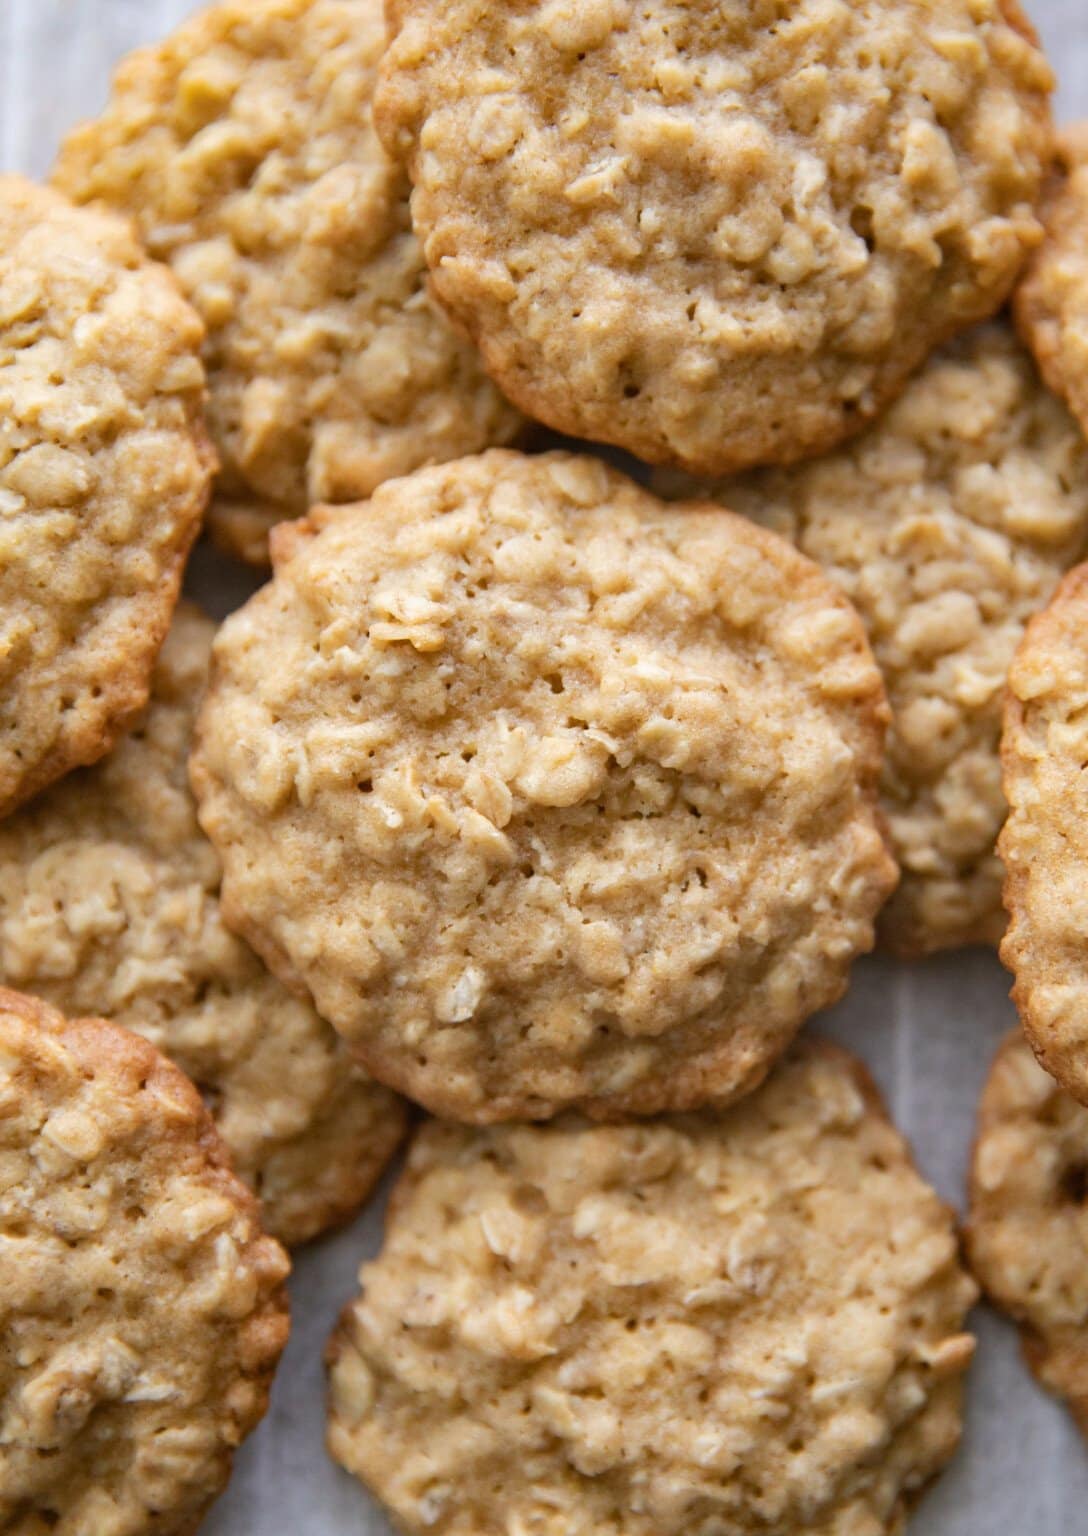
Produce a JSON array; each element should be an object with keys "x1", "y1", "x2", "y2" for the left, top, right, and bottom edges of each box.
[{"x1": 3, "y1": 2, "x2": 1088, "y2": 1529}]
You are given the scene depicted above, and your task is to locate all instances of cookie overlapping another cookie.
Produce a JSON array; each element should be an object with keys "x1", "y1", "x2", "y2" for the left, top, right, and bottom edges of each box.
[
  {"x1": 968, "y1": 1030, "x2": 1088, "y2": 1439},
  {"x1": 376, "y1": 0, "x2": 1053, "y2": 474},
  {"x1": 1016, "y1": 122, "x2": 1088, "y2": 440},
  {"x1": 0, "y1": 987, "x2": 289, "y2": 1534},
  {"x1": 656, "y1": 323, "x2": 1088, "y2": 957},
  {"x1": 0, "y1": 604, "x2": 407, "y2": 1247},
  {"x1": 191, "y1": 450, "x2": 898, "y2": 1122},
  {"x1": 329, "y1": 1040, "x2": 977, "y2": 1536},
  {"x1": 0, "y1": 175, "x2": 214, "y2": 818},
  {"x1": 2, "y1": 1, "x2": 1083, "y2": 1529},
  {"x1": 53, "y1": 0, "x2": 522, "y2": 566},
  {"x1": 1001, "y1": 562, "x2": 1088, "y2": 1098}
]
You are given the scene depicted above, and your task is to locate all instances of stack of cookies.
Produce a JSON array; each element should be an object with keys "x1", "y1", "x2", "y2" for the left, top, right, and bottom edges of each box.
[{"x1": 4, "y1": 0, "x2": 1088, "y2": 1530}]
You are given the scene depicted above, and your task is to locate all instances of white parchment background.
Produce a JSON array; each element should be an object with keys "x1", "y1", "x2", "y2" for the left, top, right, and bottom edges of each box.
[{"x1": 4, "y1": 2, "x2": 1088, "y2": 1530}]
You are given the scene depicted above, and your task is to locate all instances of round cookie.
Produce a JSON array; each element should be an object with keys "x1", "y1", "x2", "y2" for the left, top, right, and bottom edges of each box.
[
  {"x1": 375, "y1": 0, "x2": 1053, "y2": 476},
  {"x1": 0, "y1": 987, "x2": 289, "y2": 1534},
  {"x1": 327, "y1": 1038, "x2": 978, "y2": 1536},
  {"x1": 53, "y1": 0, "x2": 521, "y2": 565},
  {"x1": 0, "y1": 603, "x2": 406, "y2": 1248},
  {"x1": 1015, "y1": 124, "x2": 1088, "y2": 440},
  {"x1": 191, "y1": 449, "x2": 896, "y2": 1122},
  {"x1": 655, "y1": 324, "x2": 1088, "y2": 957},
  {"x1": 967, "y1": 1029, "x2": 1088, "y2": 1438},
  {"x1": 0, "y1": 175, "x2": 213, "y2": 818},
  {"x1": 1001, "y1": 561, "x2": 1088, "y2": 1103}
]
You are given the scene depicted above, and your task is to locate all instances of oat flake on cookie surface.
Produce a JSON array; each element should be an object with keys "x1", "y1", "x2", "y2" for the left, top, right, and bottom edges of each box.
[
  {"x1": 1015, "y1": 124, "x2": 1088, "y2": 443},
  {"x1": 968, "y1": 1030, "x2": 1088, "y2": 1440},
  {"x1": 327, "y1": 1039, "x2": 977, "y2": 1536},
  {"x1": 656, "y1": 323, "x2": 1088, "y2": 958},
  {"x1": 0, "y1": 175, "x2": 213, "y2": 820},
  {"x1": 0, "y1": 987, "x2": 289, "y2": 1535},
  {"x1": 1001, "y1": 562, "x2": 1088, "y2": 1105},
  {"x1": 0, "y1": 604, "x2": 406, "y2": 1247},
  {"x1": 191, "y1": 450, "x2": 896, "y2": 1123},
  {"x1": 52, "y1": 0, "x2": 521, "y2": 566},
  {"x1": 375, "y1": 0, "x2": 1053, "y2": 475}
]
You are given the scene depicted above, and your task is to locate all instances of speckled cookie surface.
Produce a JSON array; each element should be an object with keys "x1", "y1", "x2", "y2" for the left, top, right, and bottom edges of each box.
[
  {"x1": 0, "y1": 987, "x2": 289, "y2": 1535},
  {"x1": 192, "y1": 450, "x2": 895, "y2": 1122},
  {"x1": 53, "y1": 0, "x2": 521, "y2": 561},
  {"x1": 375, "y1": 0, "x2": 1052, "y2": 475},
  {"x1": 0, "y1": 175, "x2": 213, "y2": 819},
  {"x1": 0, "y1": 605, "x2": 405, "y2": 1248},
  {"x1": 968, "y1": 1029, "x2": 1088, "y2": 1437},
  {"x1": 1001, "y1": 562, "x2": 1088, "y2": 1103},
  {"x1": 656, "y1": 324, "x2": 1088, "y2": 957},
  {"x1": 328, "y1": 1039, "x2": 977, "y2": 1536},
  {"x1": 1015, "y1": 124, "x2": 1088, "y2": 440}
]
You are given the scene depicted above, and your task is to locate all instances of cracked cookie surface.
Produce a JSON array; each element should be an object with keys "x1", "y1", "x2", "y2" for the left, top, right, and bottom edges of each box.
[
  {"x1": 328, "y1": 1039, "x2": 977, "y2": 1536},
  {"x1": 53, "y1": 0, "x2": 521, "y2": 564},
  {"x1": 0, "y1": 987, "x2": 289, "y2": 1535},
  {"x1": 0, "y1": 175, "x2": 213, "y2": 817},
  {"x1": 376, "y1": 0, "x2": 1052, "y2": 474},
  {"x1": 192, "y1": 450, "x2": 895, "y2": 1122},
  {"x1": 0, "y1": 605, "x2": 406, "y2": 1247}
]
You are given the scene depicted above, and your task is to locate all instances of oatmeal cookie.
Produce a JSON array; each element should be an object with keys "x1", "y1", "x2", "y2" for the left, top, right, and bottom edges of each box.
[
  {"x1": 192, "y1": 450, "x2": 896, "y2": 1122},
  {"x1": 53, "y1": 0, "x2": 521, "y2": 564},
  {"x1": 967, "y1": 1029, "x2": 1088, "y2": 1438},
  {"x1": 0, "y1": 987, "x2": 289, "y2": 1534},
  {"x1": 0, "y1": 175, "x2": 212, "y2": 818},
  {"x1": 1001, "y1": 561, "x2": 1088, "y2": 1102},
  {"x1": 0, "y1": 604, "x2": 406, "y2": 1247},
  {"x1": 328, "y1": 1038, "x2": 977, "y2": 1536},
  {"x1": 375, "y1": 0, "x2": 1053, "y2": 475},
  {"x1": 1015, "y1": 124, "x2": 1088, "y2": 440},
  {"x1": 655, "y1": 324, "x2": 1088, "y2": 957}
]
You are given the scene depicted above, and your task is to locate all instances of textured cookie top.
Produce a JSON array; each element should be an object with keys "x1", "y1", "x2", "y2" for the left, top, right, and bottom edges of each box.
[
  {"x1": 376, "y1": 0, "x2": 1052, "y2": 475},
  {"x1": 192, "y1": 450, "x2": 895, "y2": 1122},
  {"x1": 53, "y1": 0, "x2": 520, "y2": 548},
  {"x1": 328, "y1": 1039, "x2": 977, "y2": 1536},
  {"x1": 657, "y1": 324, "x2": 1088, "y2": 958},
  {"x1": 1001, "y1": 562, "x2": 1088, "y2": 1103},
  {"x1": 1015, "y1": 124, "x2": 1088, "y2": 440},
  {"x1": 0, "y1": 988, "x2": 289, "y2": 1535},
  {"x1": 968, "y1": 1030, "x2": 1088, "y2": 1438},
  {"x1": 0, "y1": 605, "x2": 405, "y2": 1247},
  {"x1": 0, "y1": 175, "x2": 213, "y2": 818}
]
